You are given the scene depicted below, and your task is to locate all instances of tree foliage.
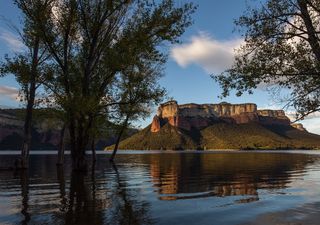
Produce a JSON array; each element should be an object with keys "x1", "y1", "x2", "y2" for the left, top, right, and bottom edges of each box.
[
  {"x1": 0, "y1": 0, "x2": 54, "y2": 168},
  {"x1": 214, "y1": 0, "x2": 320, "y2": 120},
  {"x1": 5, "y1": 0, "x2": 196, "y2": 169}
]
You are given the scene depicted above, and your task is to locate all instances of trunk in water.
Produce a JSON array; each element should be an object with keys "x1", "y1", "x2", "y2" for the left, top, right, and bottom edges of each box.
[
  {"x1": 72, "y1": 151, "x2": 87, "y2": 171},
  {"x1": 110, "y1": 117, "x2": 129, "y2": 162},
  {"x1": 70, "y1": 122, "x2": 88, "y2": 171},
  {"x1": 91, "y1": 138, "x2": 96, "y2": 163},
  {"x1": 16, "y1": 38, "x2": 40, "y2": 169},
  {"x1": 56, "y1": 125, "x2": 66, "y2": 165}
]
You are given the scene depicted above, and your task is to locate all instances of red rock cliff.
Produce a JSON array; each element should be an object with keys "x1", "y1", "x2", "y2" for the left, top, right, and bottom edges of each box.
[{"x1": 151, "y1": 100, "x2": 300, "y2": 132}]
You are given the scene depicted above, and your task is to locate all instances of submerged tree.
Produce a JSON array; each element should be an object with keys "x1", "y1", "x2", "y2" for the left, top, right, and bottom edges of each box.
[
  {"x1": 109, "y1": 62, "x2": 165, "y2": 161},
  {"x1": 13, "y1": 0, "x2": 196, "y2": 170},
  {"x1": 0, "y1": 0, "x2": 52, "y2": 169},
  {"x1": 214, "y1": 0, "x2": 320, "y2": 120}
]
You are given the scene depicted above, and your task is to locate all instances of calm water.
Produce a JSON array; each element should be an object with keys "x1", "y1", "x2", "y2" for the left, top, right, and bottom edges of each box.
[{"x1": 0, "y1": 151, "x2": 320, "y2": 225}]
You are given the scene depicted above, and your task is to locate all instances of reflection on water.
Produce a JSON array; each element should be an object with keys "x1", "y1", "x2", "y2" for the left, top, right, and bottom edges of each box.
[{"x1": 0, "y1": 152, "x2": 320, "y2": 225}]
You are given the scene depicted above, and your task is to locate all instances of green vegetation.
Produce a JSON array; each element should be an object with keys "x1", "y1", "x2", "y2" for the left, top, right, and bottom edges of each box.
[
  {"x1": 110, "y1": 122, "x2": 320, "y2": 150},
  {"x1": 214, "y1": 0, "x2": 320, "y2": 121},
  {"x1": 0, "y1": 0, "x2": 196, "y2": 170},
  {"x1": 107, "y1": 123, "x2": 198, "y2": 150}
]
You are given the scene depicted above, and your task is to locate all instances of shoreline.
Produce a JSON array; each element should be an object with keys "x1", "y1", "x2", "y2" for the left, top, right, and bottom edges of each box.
[{"x1": 0, "y1": 149, "x2": 320, "y2": 156}]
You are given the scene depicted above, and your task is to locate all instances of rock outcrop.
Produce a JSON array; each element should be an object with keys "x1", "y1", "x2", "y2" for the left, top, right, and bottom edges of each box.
[
  {"x1": 150, "y1": 116, "x2": 161, "y2": 133},
  {"x1": 112, "y1": 101, "x2": 320, "y2": 150},
  {"x1": 291, "y1": 123, "x2": 307, "y2": 132},
  {"x1": 0, "y1": 108, "x2": 138, "y2": 150},
  {"x1": 151, "y1": 100, "x2": 298, "y2": 132}
]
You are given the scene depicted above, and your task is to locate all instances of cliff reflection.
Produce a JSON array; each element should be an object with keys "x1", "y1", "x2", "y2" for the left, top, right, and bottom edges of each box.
[
  {"x1": 0, "y1": 153, "x2": 319, "y2": 225},
  {"x1": 148, "y1": 153, "x2": 317, "y2": 201}
]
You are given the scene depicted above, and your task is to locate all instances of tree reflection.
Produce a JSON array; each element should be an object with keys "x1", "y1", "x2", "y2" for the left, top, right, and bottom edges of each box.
[
  {"x1": 109, "y1": 162, "x2": 154, "y2": 225},
  {"x1": 65, "y1": 170, "x2": 105, "y2": 225},
  {"x1": 56, "y1": 165, "x2": 67, "y2": 212},
  {"x1": 1, "y1": 153, "x2": 318, "y2": 225},
  {"x1": 18, "y1": 170, "x2": 30, "y2": 225}
]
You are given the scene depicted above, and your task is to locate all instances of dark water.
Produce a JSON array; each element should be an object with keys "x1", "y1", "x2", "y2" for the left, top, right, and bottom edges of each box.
[{"x1": 0, "y1": 151, "x2": 320, "y2": 225}]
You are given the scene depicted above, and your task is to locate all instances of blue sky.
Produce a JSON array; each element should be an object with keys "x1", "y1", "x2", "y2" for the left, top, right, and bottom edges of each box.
[{"x1": 1, "y1": 0, "x2": 320, "y2": 133}]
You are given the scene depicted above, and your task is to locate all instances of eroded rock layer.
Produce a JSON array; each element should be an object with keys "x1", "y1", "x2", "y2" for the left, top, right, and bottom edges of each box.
[{"x1": 151, "y1": 100, "x2": 301, "y2": 132}]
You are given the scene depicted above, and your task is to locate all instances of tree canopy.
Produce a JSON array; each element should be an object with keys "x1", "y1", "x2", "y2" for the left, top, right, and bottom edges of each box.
[
  {"x1": 214, "y1": 0, "x2": 320, "y2": 120},
  {"x1": 4, "y1": 0, "x2": 196, "y2": 170}
]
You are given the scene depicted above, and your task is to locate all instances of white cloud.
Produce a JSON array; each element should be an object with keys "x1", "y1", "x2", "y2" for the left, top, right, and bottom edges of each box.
[
  {"x1": 171, "y1": 33, "x2": 243, "y2": 73},
  {"x1": 299, "y1": 118, "x2": 320, "y2": 134},
  {"x1": 0, "y1": 85, "x2": 19, "y2": 101},
  {"x1": 0, "y1": 29, "x2": 25, "y2": 52}
]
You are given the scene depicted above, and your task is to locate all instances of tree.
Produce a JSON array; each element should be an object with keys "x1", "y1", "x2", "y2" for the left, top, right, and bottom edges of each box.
[
  {"x1": 109, "y1": 62, "x2": 165, "y2": 161},
  {"x1": 214, "y1": 0, "x2": 320, "y2": 120},
  {"x1": 0, "y1": 0, "x2": 52, "y2": 169},
  {"x1": 24, "y1": 0, "x2": 196, "y2": 170}
]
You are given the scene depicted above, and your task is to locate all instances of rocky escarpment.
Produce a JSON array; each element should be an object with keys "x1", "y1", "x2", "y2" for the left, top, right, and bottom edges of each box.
[
  {"x1": 0, "y1": 109, "x2": 64, "y2": 150},
  {"x1": 151, "y1": 101, "x2": 296, "y2": 133},
  {"x1": 0, "y1": 108, "x2": 137, "y2": 150},
  {"x1": 111, "y1": 100, "x2": 319, "y2": 150}
]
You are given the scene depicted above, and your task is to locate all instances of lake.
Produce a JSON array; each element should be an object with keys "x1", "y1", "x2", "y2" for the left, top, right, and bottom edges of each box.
[{"x1": 0, "y1": 151, "x2": 320, "y2": 225}]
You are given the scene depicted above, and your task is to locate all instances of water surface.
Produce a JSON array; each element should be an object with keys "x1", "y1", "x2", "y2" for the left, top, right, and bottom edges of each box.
[{"x1": 0, "y1": 151, "x2": 320, "y2": 225}]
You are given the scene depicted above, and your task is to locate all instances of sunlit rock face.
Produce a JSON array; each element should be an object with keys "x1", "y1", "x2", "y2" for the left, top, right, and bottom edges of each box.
[
  {"x1": 151, "y1": 115, "x2": 161, "y2": 133},
  {"x1": 291, "y1": 123, "x2": 307, "y2": 132},
  {"x1": 257, "y1": 110, "x2": 290, "y2": 125},
  {"x1": 151, "y1": 100, "x2": 295, "y2": 132}
]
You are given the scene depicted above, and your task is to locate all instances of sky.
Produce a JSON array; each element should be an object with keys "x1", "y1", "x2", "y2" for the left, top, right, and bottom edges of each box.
[{"x1": 1, "y1": 0, "x2": 320, "y2": 133}]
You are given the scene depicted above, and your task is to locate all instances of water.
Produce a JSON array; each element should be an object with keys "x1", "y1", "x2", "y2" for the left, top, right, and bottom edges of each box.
[{"x1": 0, "y1": 151, "x2": 320, "y2": 225}]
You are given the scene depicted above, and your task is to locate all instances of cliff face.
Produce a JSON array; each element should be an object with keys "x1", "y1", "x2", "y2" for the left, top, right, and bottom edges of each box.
[
  {"x1": 112, "y1": 101, "x2": 318, "y2": 150},
  {"x1": 0, "y1": 109, "x2": 63, "y2": 150},
  {"x1": 151, "y1": 101, "x2": 299, "y2": 132},
  {"x1": 0, "y1": 109, "x2": 138, "y2": 150}
]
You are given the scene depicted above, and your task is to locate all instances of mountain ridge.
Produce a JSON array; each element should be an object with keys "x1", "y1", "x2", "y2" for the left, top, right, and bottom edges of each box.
[{"x1": 109, "y1": 101, "x2": 320, "y2": 150}]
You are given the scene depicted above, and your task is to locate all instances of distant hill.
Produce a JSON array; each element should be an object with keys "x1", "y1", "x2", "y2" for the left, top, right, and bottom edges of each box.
[
  {"x1": 107, "y1": 101, "x2": 320, "y2": 150},
  {"x1": 0, "y1": 108, "x2": 138, "y2": 150}
]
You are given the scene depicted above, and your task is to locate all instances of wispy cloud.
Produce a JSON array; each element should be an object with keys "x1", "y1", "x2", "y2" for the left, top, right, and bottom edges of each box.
[
  {"x1": 0, "y1": 85, "x2": 19, "y2": 101},
  {"x1": 171, "y1": 33, "x2": 243, "y2": 73},
  {"x1": 0, "y1": 28, "x2": 25, "y2": 52}
]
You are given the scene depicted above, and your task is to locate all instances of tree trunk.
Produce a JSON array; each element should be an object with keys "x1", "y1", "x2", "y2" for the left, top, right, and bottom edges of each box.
[
  {"x1": 70, "y1": 122, "x2": 88, "y2": 171},
  {"x1": 56, "y1": 124, "x2": 66, "y2": 165},
  {"x1": 67, "y1": 116, "x2": 84, "y2": 171},
  {"x1": 19, "y1": 81, "x2": 35, "y2": 169},
  {"x1": 72, "y1": 153, "x2": 87, "y2": 171},
  {"x1": 109, "y1": 117, "x2": 129, "y2": 162},
  {"x1": 16, "y1": 38, "x2": 40, "y2": 169},
  {"x1": 298, "y1": 0, "x2": 320, "y2": 62},
  {"x1": 91, "y1": 138, "x2": 96, "y2": 163}
]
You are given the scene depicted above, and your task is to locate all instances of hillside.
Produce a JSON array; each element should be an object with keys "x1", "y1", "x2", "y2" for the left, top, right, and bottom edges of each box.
[
  {"x1": 0, "y1": 108, "x2": 137, "y2": 150},
  {"x1": 107, "y1": 101, "x2": 320, "y2": 150},
  {"x1": 110, "y1": 122, "x2": 320, "y2": 150}
]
